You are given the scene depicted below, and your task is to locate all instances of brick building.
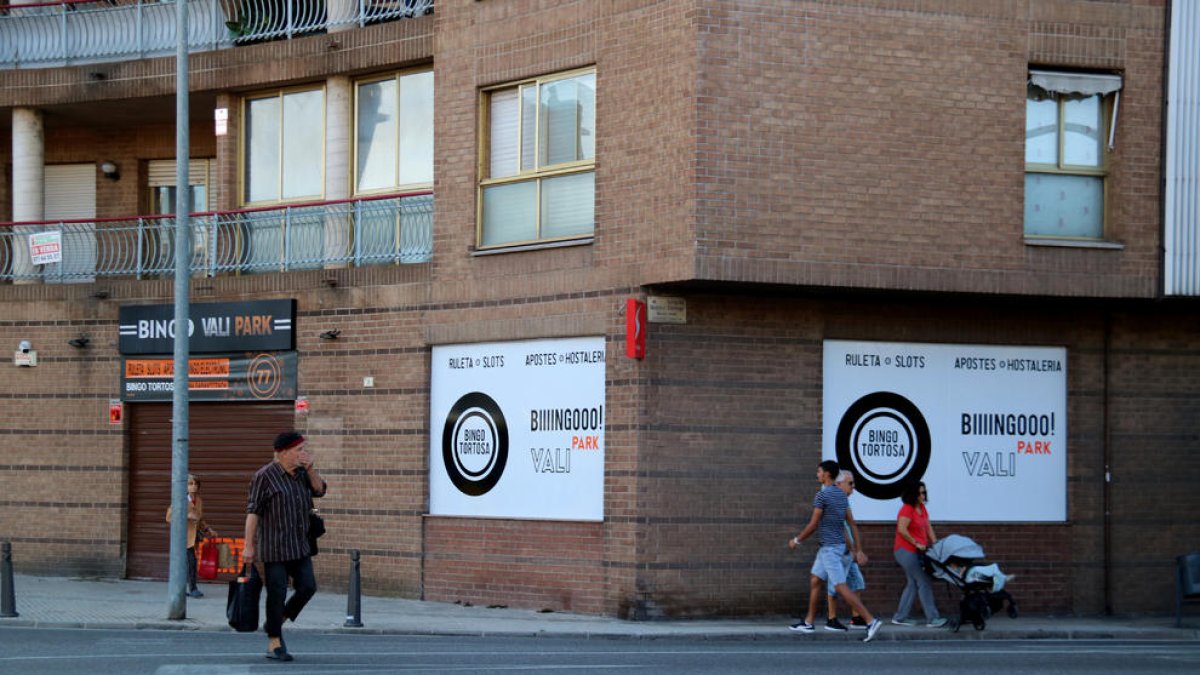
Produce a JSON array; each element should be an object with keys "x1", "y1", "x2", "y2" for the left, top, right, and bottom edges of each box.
[{"x1": 1, "y1": 0, "x2": 1197, "y2": 619}]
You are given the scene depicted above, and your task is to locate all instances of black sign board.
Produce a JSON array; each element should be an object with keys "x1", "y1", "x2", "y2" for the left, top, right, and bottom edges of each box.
[
  {"x1": 120, "y1": 351, "x2": 298, "y2": 402},
  {"x1": 119, "y1": 300, "x2": 296, "y2": 354}
]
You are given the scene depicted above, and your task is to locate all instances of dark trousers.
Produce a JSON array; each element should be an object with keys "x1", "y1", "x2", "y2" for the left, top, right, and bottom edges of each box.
[
  {"x1": 186, "y1": 547, "x2": 198, "y2": 591},
  {"x1": 263, "y1": 556, "x2": 317, "y2": 638}
]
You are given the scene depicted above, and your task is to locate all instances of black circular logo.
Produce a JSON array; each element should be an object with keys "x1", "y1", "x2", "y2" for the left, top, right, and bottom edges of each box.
[
  {"x1": 835, "y1": 392, "x2": 930, "y2": 500},
  {"x1": 442, "y1": 392, "x2": 509, "y2": 496}
]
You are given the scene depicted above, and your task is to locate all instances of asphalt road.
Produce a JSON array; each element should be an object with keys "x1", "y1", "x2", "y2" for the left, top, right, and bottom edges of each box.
[{"x1": 0, "y1": 627, "x2": 1198, "y2": 674}]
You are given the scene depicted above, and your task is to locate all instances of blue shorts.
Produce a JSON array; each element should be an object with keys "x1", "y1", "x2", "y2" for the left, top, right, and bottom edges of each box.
[
  {"x1": 811, "y1": 545, "x2": 848, "y2": 592},
  {"x1": 831, "y1": 552, "x2": 866, "y2": 596}
]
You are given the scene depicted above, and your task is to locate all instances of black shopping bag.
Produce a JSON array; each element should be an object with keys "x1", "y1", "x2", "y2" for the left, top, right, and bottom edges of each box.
[{"x1": 226, "y1": 564, "x2": 262, "y2": 632}]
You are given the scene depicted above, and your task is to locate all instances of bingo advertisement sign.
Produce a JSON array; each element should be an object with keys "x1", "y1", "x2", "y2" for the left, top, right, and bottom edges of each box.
[
  {"x1": 430, "y1": 337, "x2": 605, "y2": 521},
  {"x1": 823, "y1": 340, "x2": 1067, "y2": 522}
]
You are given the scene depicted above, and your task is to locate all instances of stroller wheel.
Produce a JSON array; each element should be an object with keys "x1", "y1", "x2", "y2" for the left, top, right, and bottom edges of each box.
[
  {"x1": 974, "y1": 620, "x2": 986, "y2": 631},
  {"x1": 1007, "y1": 604, "x2": 1019, "y2": 619}
]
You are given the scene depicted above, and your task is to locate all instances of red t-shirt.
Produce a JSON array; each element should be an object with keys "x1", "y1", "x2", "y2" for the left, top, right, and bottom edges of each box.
[{"x1": 894, "y1": 503, "x2": 930, "y2": 553}]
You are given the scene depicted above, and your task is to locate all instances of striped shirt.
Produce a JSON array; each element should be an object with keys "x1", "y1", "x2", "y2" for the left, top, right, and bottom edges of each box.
[
  {"x1": 813, "y1": 484, "x2": 848, "y2": 548},
  {"x1": 247, "y1": 461, "x2": 326, "y2": 563}
]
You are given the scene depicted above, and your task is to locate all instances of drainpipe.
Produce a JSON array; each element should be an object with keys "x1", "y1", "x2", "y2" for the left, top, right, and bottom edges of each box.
[
  {"x1": 1102, "y1": 312, "x2": 1113, "y2": 616},
  {"x1": 324, "y1": 75, "x2": 351, "y2": 267},
  {"x1": 11, "y1": 107, "x2": 44, "y2": 284}
]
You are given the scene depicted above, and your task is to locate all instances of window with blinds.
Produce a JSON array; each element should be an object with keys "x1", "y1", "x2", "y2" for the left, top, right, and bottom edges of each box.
[
  {"x1": 147, "y1": 159, "x2": 215, "y2": 214},
  {"x1": 479, "y1": 69, "x2": 596, "y2": 249},
  {"x1": 1024, "y1": 70, "x2": 1122, "y2": 240}
]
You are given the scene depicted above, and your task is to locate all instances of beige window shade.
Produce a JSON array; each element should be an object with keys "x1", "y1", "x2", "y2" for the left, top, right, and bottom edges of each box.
[{"x1": 1029, "y1": 70, "x2": 1122, "y2": 96}]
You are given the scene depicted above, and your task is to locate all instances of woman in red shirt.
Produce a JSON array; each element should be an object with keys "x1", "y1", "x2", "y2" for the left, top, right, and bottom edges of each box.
[{"x1": 891, "y1": 481, "x2": 947, "y2": 627}]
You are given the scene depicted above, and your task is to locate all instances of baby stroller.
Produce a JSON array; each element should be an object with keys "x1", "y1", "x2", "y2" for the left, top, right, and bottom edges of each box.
[{"x1": 924, "y1": 534, "x2": 1018, "y2": 632}]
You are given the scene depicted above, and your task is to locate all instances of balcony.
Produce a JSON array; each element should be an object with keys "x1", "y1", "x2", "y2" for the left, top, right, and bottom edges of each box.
[
  {"x1": 0, "y1": 191, "x2": 432, "y2": 283},
  {"x1": 0, "y1": 0, "x2": 433, "y2": 69}
]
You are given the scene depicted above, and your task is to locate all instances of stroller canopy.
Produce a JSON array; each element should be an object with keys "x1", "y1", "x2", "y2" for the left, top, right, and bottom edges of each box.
[{"x1": 928, "y1": 534, "x2": 986, "y2": 563}]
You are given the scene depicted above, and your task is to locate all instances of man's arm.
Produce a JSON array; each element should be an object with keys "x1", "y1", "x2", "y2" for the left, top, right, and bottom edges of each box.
[
  {"x1": 789, "y1": 507, "x2": 823, "y2": 549},
  {"x1": 846, "y1": 509, "x2": 868, "y2": 564},
  {"x1": 243, "y1": 513, "x2": 258, "y2": 565}
]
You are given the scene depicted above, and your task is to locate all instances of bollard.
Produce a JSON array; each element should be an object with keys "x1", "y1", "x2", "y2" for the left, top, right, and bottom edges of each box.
[
  {"x1": 1, "y1": 541, "x2": 17, "y2": 618},
  {"x1": 344, "y1": 549, "x2": 363, "y2": 627}
]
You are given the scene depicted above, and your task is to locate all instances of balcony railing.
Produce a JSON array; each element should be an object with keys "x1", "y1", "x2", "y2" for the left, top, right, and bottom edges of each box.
[
  {"x1": 0, "y1": 0, "x2": 433, "y2": 69},
  {"x1": 0, "y1": 191, "x2": 432, "y2": 283}
]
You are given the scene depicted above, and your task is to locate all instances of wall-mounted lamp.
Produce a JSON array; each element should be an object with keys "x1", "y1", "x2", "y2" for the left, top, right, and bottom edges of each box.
[
  {"x1": 67, "y1": 334, "x2": 91, "y2": 349},
  {"x1": 91, "y1": 288, "x2": 111, "y2": 300},
  {"x1": 319, "y1": 329, "x2": 341, "y2": 341},
  {"x1": 322, "y1": 276, "x2": 339, "y2": 288},
  {"x1": 99, "y1": 160, "x2": 120, "y2": 181}
]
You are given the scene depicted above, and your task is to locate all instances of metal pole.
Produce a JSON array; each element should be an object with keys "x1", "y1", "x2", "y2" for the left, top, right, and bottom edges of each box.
[
  {"x1": 1, "y1": 542, "x2": 17, "y2": 618},
  {"x1": 344, "y1": 550, "x2": 363, "y2": 627},
  {"x1": 167, "y1": 0, "x2": 192, "y2": 621}
]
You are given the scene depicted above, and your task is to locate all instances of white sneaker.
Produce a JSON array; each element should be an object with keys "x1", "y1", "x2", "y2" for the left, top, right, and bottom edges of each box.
[
  {"x1": 863, "y1": 618, "x2": 883, "y2": 643},
  {"x1": 789, "y1": 621, "x2": 815, "y2": 634}
]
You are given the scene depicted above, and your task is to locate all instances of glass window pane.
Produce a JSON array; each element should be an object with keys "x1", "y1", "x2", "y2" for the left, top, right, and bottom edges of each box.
[
  {"x1": 489, "y1": 89, "x2": 519, "y2": 178},
  {"x1": 1063, "y1": 95, "x2": 1103, "y2": 167},
  {"x1": 281, "y1": 89, "x2": 324, "y2": 199},
  {"x1": 540, "y1": 171, "x2": 594, "y2": 239},
  {"x1": 397, "y1": 71, "x2": 434, "y2": 186},
  {"x1": 1024, "y1": 173, "x2": 1103, "y2": 238},
  {"x1": 481, "y1": 181, "x2": 537, "y2": 246},
  {"x1": 541, "y1": 77, "x2": 583, "y2": 166},
  {"x1": 521, "y1": 84, "x2": 537, "y2": 172},
  {"x1": 357, "y1": 79, "x2": 399, "y2": 192},
  {"x1": 577, "y1": 72, "x2": 595, "y2": 160},
  {"x1": 246, "y1": 96, "x2": 281, "y2": 202},
  {"x1": 1025, "y1": 94, "x2": 1058, "y2": 165}
]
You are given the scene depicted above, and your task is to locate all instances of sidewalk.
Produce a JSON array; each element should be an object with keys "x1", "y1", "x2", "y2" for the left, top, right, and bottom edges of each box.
[{"x1": 2, "y1": 574, "x2": 1198, "y2": 642}]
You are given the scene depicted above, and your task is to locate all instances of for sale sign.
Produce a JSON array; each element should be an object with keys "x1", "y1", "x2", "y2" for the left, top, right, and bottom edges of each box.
[
  {"x1": 823, "y1": 340, "x2": 1067, "y2": 522},
  {"x1": 29, "y1": 231, "x2": 62, "y2": 265}
]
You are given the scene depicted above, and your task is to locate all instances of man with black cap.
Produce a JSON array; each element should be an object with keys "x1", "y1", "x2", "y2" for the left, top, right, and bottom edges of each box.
[{"x1": 243, "y1": 430, "x2": 327, "y2": 661}]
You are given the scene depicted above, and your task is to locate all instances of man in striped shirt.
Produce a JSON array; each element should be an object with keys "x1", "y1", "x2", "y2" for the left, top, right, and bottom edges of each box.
[
  {"x1": 788, "y1": 460, "x2": 882, "y2": 642},
  {"x1": 244, "y1": 430, "x2": 328, "y2": 662}
]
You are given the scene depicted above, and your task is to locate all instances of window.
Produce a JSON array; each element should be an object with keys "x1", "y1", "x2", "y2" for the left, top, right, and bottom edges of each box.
[
  {"x1": 355, "y1": 70, "x2": 434, "y2": 193},
  {"x1": 243, "y1": 87, "x2": 325, "y2": 204},
  {"x1": 479, "y1": 69, "x2": 596, "y2": 248},
  {"x1": 1024, "y1": 70, "x2": 1121, "y2": 239},
  {"x1": 147, "y1": 159, "x2": 214, "y2": 214}
]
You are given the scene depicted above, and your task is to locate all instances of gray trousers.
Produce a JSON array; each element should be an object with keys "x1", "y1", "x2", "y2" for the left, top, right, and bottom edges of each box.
[{"x1": 894, "y1": 547, "x2": 941, "y2": 622}]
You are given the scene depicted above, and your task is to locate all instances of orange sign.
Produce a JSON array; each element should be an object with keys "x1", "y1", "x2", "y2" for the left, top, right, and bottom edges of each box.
[{"x1": 124, "y1": 358, "x2": 231, "y2": 379}]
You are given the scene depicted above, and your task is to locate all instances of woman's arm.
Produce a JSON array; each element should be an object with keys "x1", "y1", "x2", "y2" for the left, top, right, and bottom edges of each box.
[{"x1": 896, "y1": 515, "x2": 925, "y2": 551}]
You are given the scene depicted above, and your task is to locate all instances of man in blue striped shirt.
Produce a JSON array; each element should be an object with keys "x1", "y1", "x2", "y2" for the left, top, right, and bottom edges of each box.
[{"x1": 788, "y1": 460, "x2": 882, "y2": 642}]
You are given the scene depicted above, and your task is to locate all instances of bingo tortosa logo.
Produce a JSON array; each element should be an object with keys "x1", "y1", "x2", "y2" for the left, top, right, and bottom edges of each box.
[
  {"x1": 442, "y1": 392, "x2": 509, "y2": 497},
  {"x1": 835, "y1": 392, "x2": 930, "y2": 500}
]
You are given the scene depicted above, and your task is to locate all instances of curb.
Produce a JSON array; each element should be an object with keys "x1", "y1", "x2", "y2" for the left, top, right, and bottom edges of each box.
[{"x1": 3, "y1": 617, "x2": 1198, "y2": 642}]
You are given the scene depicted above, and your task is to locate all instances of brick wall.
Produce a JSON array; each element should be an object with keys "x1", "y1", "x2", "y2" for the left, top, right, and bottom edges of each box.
[{"x1": 691, "y1": 0, "x2": 1165, "y2": 298}]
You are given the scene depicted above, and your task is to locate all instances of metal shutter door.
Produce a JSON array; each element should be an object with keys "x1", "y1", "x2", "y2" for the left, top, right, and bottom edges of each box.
[
  {"x1": 126, "y1": 401, "x2": 295, "y2": 580},
  {"x1": 42, "y1": 163, "x2": 97, "y2": 282}
]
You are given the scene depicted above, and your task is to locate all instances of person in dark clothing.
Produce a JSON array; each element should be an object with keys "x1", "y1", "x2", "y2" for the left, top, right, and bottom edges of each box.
[{"x1": 243, "y1": 430, "x2": 327, "y2": 662}]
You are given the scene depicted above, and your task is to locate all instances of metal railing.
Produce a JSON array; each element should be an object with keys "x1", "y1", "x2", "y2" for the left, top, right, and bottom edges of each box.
[
  {"x1": 0, "y1": 0, "x2": 433, "y2": 69},
  {"x1": 0, "y1": 191, "x2": 432, "y2": 283}
]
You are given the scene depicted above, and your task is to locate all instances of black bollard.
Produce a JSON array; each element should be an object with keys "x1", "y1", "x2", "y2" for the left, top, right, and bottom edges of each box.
[
  {"x1": 344, "y1": 549, "x2": 363, "y2": 627},
  {"x1": 1, "y1": 541, "x2": 17, "y2": 618}
]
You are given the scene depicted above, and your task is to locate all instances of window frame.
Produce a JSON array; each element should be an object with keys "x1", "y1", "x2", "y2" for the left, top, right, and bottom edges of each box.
[
  {"x1": 239, "y1": 84, "x2": 327, "y2": 207},
  {"x1": 352, "y1": 68, "x2": 435, "y2": 197},
  {"x1": 476, "y1": 67, "x2": 597, "y2": 250},
  {"x1": 1024, "y1": 84, "x2": 1114, "y2": 241}
]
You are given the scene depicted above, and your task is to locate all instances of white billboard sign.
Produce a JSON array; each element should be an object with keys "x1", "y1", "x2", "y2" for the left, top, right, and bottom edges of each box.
[
  {"x1": 430, "y1": 336, "x2": 605, "y2": 521},
  {"x1": 823, "y1": 340, "x2": 1067, "y2": 522}
]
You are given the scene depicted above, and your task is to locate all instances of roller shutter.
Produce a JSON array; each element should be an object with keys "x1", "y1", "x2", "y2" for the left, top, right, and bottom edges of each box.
[{"x1": 126, "y1": 401, "x2": 295, "y2": 580}]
